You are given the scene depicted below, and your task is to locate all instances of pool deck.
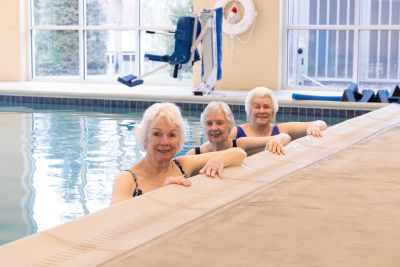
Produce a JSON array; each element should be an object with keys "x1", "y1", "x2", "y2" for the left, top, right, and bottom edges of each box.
[
  {"x1": 108, "y1": 107, "x2": 400, "y2": 267},
  {"x1": 0, "y1": 101, "x2": 399, "y2": 266}
]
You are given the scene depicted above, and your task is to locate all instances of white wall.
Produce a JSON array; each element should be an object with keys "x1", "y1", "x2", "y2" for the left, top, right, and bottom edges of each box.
[
  {"x1": 194, "y1": 0, "x2": 281, "y2": 90},
  {"x1": 0, "y1": 0, "x2": 28, "y2": 81}
]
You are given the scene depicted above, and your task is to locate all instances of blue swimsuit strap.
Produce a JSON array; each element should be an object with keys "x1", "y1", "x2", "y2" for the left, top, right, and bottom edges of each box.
[
  {"x1": 237, "y1": 125, "x2": 279, "y2": 137},
  {"x1": 235, "y1": 125, "x2": 247, "y2": 139},
  {"x1": 271, "y1": 125, "x2": 280, "y2": 136},
  {"x1": 173, "y1": 159, "x2": 189, "y2": 178},
  {"x1": 124, "y1": 169, "x2": 143, "y2": 197}
]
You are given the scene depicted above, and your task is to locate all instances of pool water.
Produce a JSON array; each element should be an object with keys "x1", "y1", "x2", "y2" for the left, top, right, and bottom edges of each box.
[
  {"x1": 0, "y1": 107, "x2": 241, "y2": 245},
  {"x1": 0, "y1": 104, "x2": 349, "y2": 245}
]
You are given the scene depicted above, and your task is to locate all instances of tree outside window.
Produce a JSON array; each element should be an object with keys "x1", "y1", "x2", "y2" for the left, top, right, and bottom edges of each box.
[{"x1": 31, "y1": 0, "x2": 194, "y2": 85}]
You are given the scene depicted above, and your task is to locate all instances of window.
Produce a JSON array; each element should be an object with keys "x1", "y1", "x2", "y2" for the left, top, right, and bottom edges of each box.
[
  {"x1": 286, "y1": 0, "x2": 400, "y2": 90},
  {"x1": 30, "y1": 0, "x2": 193, "y2": 85}
]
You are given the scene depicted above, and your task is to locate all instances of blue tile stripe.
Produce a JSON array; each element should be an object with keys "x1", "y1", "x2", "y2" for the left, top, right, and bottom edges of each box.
[{"x1": 0, "y1": 94, "x2": 371, "y2": 120}]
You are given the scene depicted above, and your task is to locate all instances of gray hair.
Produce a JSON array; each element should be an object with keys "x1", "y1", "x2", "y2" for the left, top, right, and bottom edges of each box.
[
  {"x1": 200, "y1": 101, "x2": 235, "y2": 132},
  {"x1": 135, "y1": 102, "x2": 187, "y2": 151},
  {"x1": 245, "y1": 87, "x2": 279, "y2": 119}
]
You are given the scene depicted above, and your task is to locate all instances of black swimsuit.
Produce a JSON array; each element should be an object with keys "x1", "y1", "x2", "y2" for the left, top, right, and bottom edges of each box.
[
  {"x1": 125, "y1": 159, "x2": 189, "y2": 197},
  {"x1": 194, "y1": 140, "x2": 237, "y2": 155}
]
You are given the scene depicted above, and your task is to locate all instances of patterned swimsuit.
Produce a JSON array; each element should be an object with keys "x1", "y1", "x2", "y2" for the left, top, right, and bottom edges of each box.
[{"x1": 125, "y1": 159, "x2": 188, "y2": 197}]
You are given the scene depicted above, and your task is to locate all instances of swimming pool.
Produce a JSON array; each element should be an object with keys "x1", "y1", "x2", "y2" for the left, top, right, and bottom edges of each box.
[
  {"x1": 0, "y1": 105, "x2": 241, "y2": 245},
  {"x1": 0, "y1": 99, "x2": 356, "y2": 245}
]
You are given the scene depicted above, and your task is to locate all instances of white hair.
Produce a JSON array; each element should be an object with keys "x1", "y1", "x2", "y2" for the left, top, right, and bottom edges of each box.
[
  {"x1": 135, "y1": 102, "x2": 187, "y2": 151},
  {"x1": 200, "y1": 101, "x2": 235, "y2": 132},
  {"x1": 244, "y1": 87, "x2": 279, "y2": 119}
]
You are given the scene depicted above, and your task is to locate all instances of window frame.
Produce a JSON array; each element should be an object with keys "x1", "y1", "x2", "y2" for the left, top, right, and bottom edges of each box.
[
  {"x1": 28, "y1": 0, "x2": 186, "y2": 84},
  {"x1": 282, "y1": 0, "x2": 400, "y2": 91}
]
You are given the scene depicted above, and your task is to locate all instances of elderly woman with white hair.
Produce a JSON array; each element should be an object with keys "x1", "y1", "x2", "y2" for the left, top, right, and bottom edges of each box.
[
  {"x1": 230, "y1": 87, "x2": 327, "y2": 140},
  {"x1": 186, "y1": 101, "x2": 291, "y2": 156},
  {"x1": 111, "y1": 102, "x2": 247, "y2": 205}
]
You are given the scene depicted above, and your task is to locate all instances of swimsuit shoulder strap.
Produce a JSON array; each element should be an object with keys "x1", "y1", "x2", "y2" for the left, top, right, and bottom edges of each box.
[
  {"x1": 271, "y1": 124, "x2": 280, "y2": 136},
  {"x1": 236, "y1": 125, "x2": 247, "y2": 139},
  {"x1": 194, "y1": 147, "x2": 201, "y2": 155},
  {"x1": 124, "y1": 169, "x2": 143, "y2": 197},
  {"x1": 173, "y1": 159, "x2": 189, "y2": 178}
]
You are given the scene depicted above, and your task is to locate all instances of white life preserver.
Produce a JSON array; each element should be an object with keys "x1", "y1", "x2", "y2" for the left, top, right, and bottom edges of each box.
[{"x1": 215, "y1": 0, "x2": 257, "y2": 38}]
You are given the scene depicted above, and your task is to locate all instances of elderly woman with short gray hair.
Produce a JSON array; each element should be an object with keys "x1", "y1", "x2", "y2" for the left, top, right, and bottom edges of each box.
[
  {"x1": 231, "y1": 87, "x2": 327, "y2": 140},
  {"x1": 187, "y1": 101, "x2": 291, "y2": 156}
]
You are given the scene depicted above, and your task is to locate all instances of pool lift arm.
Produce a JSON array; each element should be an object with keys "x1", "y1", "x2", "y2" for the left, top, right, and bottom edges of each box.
[{"x1": 118, "y1": 8, "x2": 223, "y2": 96}]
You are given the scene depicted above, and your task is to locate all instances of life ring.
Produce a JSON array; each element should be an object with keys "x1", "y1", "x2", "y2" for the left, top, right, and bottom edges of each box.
[{"x1": 215, "y1": 0, "x2": 257, "y2": 37}]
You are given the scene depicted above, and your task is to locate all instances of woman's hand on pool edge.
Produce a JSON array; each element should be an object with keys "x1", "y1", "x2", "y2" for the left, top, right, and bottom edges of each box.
[
  {"x1": 306, "y1": 120, "x2": 327, "y2": 137},
  {"x1": 163, "y1": 176, "x2": 192, "y2": 187},
  {"x1": 306, "y1": 124, "x2": 323, "y2": 137},
  {"x1": 199, "y1": 157, "x2": 224, "y2": 178},
  {"x1": 265, "y1": 134, "x2": 291, "y2": 155},
  {"x1": 265, "y1": 138, "x2": 285, "y2": 155}
]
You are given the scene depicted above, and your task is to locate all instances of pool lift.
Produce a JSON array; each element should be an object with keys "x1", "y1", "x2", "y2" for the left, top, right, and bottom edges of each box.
[{"x1": 118, "y1": 8, "x2": 223, "y2": 96}]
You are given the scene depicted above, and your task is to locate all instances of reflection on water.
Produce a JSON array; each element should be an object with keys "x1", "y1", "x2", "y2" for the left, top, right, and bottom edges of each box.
[
  {"x1": 0, "y1": 111, "x2": 207, "y2": 245},
  {"x1": 30, "y1": 114, "x2": 142, "y2": 232}
]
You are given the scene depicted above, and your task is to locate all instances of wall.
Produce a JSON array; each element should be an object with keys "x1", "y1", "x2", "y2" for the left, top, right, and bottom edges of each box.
[
  {"x1": 0, "y1": 0, "x2": 27, "y2": 81},
  {"x1": 194, "y1": 0, "x2": 281, "y2": 91},
  {"x1": 0, "y1": 0, "x2": 281, "y2": 91}
]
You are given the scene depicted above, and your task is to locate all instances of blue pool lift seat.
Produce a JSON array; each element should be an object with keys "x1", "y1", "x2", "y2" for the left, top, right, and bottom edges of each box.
[
  {"x1": 118, "y1": 8, "x2": 223, "y2": 94},
  {"x1": 144, "y1": 16, "x2": 201, "y2": 79},
  {"x1": 146, "y1": 17, "x2": 201, "y2": 66},
  {"x1": 118, "y1": 16, "x2": 201, "y2": 87}
]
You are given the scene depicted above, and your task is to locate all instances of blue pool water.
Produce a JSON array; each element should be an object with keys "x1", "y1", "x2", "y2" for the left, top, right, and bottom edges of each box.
[
  {"x1": 0, "y1": 106, "x2": 241, "y2": 245},
  {"x1": 0, "y1": 102, "x2": 353, "y2": 245}
]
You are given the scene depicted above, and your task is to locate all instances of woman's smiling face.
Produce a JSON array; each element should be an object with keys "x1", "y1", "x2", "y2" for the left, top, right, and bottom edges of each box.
[
  {"x1": 204, "y1": 109, "x2": 230, "y2": 144},
  {"x1": 250, "y1": 96, "x2": 274, "y2": 126},
  {"x1": 145, "y1": 116, "x2": 180, "y2": 162}
]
